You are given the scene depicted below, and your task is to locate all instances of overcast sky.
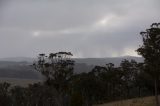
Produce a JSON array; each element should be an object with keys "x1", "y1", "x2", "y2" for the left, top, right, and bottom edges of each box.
[{"x1": 0, "y1": 0, "x2": 159, "y2": 58}]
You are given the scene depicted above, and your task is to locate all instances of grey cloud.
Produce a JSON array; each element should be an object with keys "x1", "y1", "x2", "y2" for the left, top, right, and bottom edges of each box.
[
  {"x1": 0, "y1": 0, "x2": 134, "y2": 30},
  {"x1": 0, "y1": 0, "x2": 159, "y2": 58}
]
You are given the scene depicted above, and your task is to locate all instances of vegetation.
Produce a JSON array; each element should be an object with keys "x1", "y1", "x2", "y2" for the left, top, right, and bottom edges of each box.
[
  {"x1": 0, "y1": 57, "x2": 156, "y2": 106},
  {"x1": 137, "y1": 23, "x2": 160, "y2": 106},
  {"x1": 0, "y1": 23, "x2": 159, "y2": 106}
]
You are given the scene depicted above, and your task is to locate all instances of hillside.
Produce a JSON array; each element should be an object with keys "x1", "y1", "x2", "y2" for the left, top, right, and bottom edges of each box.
[
  {"x1": 95, "y1": 96, "x2": 160, "y2": 106},
  {"x1": 74, "y1": 56, "x2": 143, "y2": 66},
  {"x1": 0, "y1": 77, "x2": 42, "y2": 87},
  {"x1": 0, "y1": 56, "x2": 143, "y2": 79},
  {"x1": 0, "y1": 61, "x2": 42, "y2": 79}
]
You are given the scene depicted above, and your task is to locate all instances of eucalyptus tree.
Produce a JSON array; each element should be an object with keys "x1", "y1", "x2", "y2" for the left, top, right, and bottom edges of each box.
[
  {"x1": 71, "y1": 72, "x2": 103, "y2": 106},
  {"x1": 0, "y1": 82, "x2": 11, "y2": 106},
  {"x1": 134, "y1": 63, "x2": 154, "y2": 97},
  {"x1": 137, "y1": 23, "x2": 160, "y2": 106},
  {"x1": 120, "y1": 59, "x2": 138, "y2": 99},
  {"x1": 91, "y1": 63, "x2": 123, "y2": 102},
  {"x1": 33, "y1": 52, "x2": 74, "y2": 106},
  {"x1": 10, "y1": 86, "x2": 28, "y2": 106}
]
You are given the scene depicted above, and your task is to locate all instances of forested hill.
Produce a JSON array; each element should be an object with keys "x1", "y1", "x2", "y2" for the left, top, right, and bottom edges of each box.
[
  {"x1": 0, "y1": 56, "x2": 143, "y2": 79},
  {"x1": 74, "y1": 56, "x2": 143, "y2": 66}
]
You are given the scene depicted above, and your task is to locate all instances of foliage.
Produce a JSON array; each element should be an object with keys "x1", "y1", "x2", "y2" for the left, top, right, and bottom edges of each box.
[
  {"x1": 0, "y1": 82, "x2": 11, "y2": 106},
  {"x1": 33, "y1": 52, "x2": 75, "y2": 106},
  {"x1": 137, "y1": 23, "x2": 160, "y2": 106},
  {"x1": 0, "y1": 48, "x2": 159, "y2": 106}
]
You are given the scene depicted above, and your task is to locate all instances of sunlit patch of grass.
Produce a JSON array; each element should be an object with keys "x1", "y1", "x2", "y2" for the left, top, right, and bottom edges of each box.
[{"x1": 95, "y1": 96, "x2": 159, "y2": 106}]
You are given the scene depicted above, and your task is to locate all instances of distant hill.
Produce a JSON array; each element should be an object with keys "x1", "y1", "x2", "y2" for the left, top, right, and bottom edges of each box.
[
  {"x1": 0, "y1": 56, "x2": 144, "y2": 79},
  {"x1": 0, "y1": 61, "x2": 42, "y2": 79},
  {"x1": 0, "y1": 56, "x2": 143, "y2": 66},
  {"x1": 0, "y1": 57, "x2": 34, "y2": 62},
  {"x1": 74, "y1": 56, "x2": 143, "y2": 66}
]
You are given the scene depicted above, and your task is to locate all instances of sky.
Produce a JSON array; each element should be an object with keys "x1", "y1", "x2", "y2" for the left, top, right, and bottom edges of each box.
[{"x1": 0, "y1": 0, "x2": 159, "y2": 58}]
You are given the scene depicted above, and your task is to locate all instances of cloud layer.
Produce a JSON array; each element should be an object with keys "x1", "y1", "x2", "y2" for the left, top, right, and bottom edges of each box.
[{"x1": 0, "y1": 0, "x2": 159, "y2": 58}]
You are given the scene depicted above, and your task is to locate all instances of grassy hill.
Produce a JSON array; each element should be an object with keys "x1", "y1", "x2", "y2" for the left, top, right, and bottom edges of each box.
[{"x1": 95, "y1": 96, "x2": 160, "y2": 106}]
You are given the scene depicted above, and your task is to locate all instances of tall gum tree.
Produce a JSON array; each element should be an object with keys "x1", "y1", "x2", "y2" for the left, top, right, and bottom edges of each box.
[{"x1": 137, "y1": 23, "x2": 160, "y2": 106}]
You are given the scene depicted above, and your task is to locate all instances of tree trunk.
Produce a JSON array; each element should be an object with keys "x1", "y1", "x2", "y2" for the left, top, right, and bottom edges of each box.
[
  {"x1": 155, "y1": 79, "x2": 159, "y2": 106},
  {"x1": 138, "y1": 87, "x2": 141, "y2": 97}
]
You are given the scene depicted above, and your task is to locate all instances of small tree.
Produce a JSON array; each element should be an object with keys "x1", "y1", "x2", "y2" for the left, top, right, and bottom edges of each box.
[{"x1": 137, "y1": 23, "x2": 160, "y2": 106}]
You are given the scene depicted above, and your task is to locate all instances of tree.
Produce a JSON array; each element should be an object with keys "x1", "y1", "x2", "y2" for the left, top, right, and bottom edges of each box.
[
  {"x1": 33, "y1": 52, "x2": 74, "y2": 106},
  {"x1": 10, "y1": 86, "x2": 28, "y2": 106},
  {"x1": 0, "y1": 82, "x2": 11, "y2": 106},
  {"x1": 71, "y1": 72, "x2": 103, "y2": 106},
  {"x1": 27, "y1": 83, "x2": 57, "y2": 106},
  {"x1": 120, "y1": 59, "x2": 137, "y2": 99},
  {"x1": 91, "y1": 63, "x2": 123, "y2": 102},
  {"x1": 137, "y1": 23, "x2": 160, "y2": 106}
]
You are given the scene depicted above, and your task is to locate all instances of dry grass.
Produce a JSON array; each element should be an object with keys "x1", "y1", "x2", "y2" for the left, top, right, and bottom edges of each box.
[
  {"x1": 0, "y1": 77, "x2": 42, "y2": 87},
  {"x1": 95, "y1": 96, "x2": 160, "y2": 106}
]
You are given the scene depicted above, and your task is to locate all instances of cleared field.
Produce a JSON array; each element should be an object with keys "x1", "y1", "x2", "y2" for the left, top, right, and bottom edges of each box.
[
  {"x1": 0, "y1": 77, "x2": 43, "y2": 87},
  {"x1": 95, "y1": 96, "x2": 160, "y2": 106}
]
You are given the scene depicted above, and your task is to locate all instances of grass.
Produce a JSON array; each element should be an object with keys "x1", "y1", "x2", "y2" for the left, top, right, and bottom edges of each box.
[{"x1": 94, "y1": 96, "x2": 160, "y2": 106}]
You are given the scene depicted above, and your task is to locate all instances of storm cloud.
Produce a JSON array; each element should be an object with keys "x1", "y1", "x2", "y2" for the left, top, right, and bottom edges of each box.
[{"x1": 0, "y1": 0, "x2": 159, "y2": 58}]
